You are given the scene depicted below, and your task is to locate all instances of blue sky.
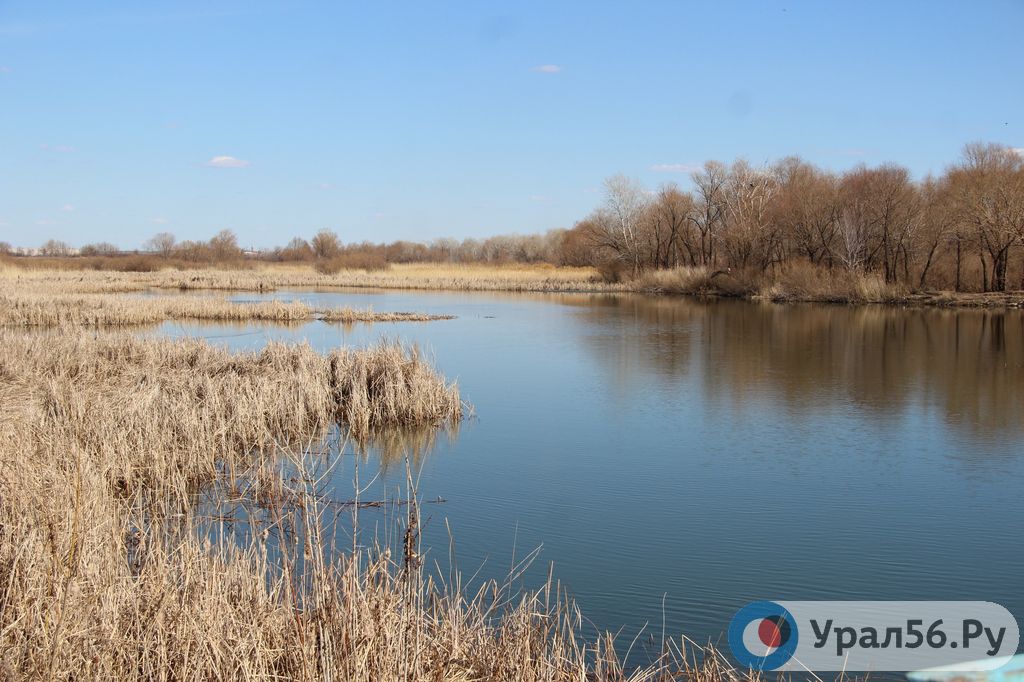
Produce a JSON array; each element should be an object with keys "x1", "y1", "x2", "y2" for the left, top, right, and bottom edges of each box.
[{"x1": 1, "y1": 0, "x2": 1021, "y2": 249}]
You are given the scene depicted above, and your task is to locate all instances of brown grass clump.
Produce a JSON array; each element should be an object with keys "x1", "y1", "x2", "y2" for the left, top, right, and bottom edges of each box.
[
  {"x1": 760, "y1": 262, "x2": 906, "y2": 304},
  {"x1": 318, "y1": 306, "x2": 454, "y2": 323},
  {"x1": 633, "y1": 266, "x2": 760, "y2": 297},
  {"x1": 635, "y1": 266, "x2": 718, "y2": 294}
]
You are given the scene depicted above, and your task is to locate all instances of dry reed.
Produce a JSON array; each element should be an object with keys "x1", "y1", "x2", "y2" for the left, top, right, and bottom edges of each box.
[
  {"x1": 0, "y1": 292, "x2": 451, "y2": 327},
  {"x1": 5, "y1": 263, "x2": 1018, "y2": 307},
  {"x1": 0, "y1": 327, "x2": 767, "y2": 680},
  {"x1": 0, "y1": 262, "x2": 618, "y2": 295}
]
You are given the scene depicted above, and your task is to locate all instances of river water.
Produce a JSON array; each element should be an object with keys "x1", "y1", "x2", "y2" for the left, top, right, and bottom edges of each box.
[{"x1": 156, "y1": 289, "x2": 1024, "y2": 659}]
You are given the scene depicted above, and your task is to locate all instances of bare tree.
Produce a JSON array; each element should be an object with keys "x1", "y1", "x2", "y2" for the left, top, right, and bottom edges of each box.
[
  {"x1": 838, "y1": 206, "x2": 868, "y2": 271},
  {"x1": 948, "y1": 142, "x2": 1024, "y2": 291},
  {"x1": 603, "y1": 174, "x2": 649, "y2": 275},
  {"x1": 40, "y1": 239, "x2": 73, "y2": 256},
  {"x1": 80, "y1": 242, "x2": 120, "y2": 256},
  {"x1": 145, "y1": 232, "x2": 176, "y2": 257},
  {"x1": 279, "y1": 237, "x2": 313, "y2": 261},
  {"x1": 645, "y1": 185, "x2": 696, "y2": 268},
  {"x1": 721, "y1": 160, "x2": 780, "y2": 270},
  {"x1": 915, "y1": 176, "x2": 957, "y2": 288},
  {"x1": 772, "y1": 157, "x2": 840, "y2": 266},
  {"x1": 208, "y1": 229, "x2": 241, "y2": 261},
  {"x1": 689, "y1": 161, "x2": 728, "y2": 266},
  {"x1": 838, "y1": 165, "x2": 919, "y2": 282},
  {"x1": 311, "y1": 229, "x2": 342, "y2": 260}
]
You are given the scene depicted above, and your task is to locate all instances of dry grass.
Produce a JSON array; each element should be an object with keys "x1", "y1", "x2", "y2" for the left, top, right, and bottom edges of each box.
[
  {"x1": 631, "y1": 263, "x2": 911, "y2": 304},
  {"x1": 0, "y1": 291, "x2": 452, "y2": 327},
  {"x1": 0, "y1": 261, "x2": 619, "y2": 294},
  {"x1": 318, "y1": 306, "x2": 453, "y2": 323},
  {"x1": 0, "y1": 328, "x2": 764, "y2": 681},
  {"x1": 758, "y1": 262, "x2": 906, "y2": 304},
  {"x1": 7, "y1": 261, "x2": 1016, "y2": 308}
]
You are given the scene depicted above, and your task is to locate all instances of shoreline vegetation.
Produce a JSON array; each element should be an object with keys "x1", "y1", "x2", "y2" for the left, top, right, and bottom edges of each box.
[
  {"x1": 4, "y1": 261, "x2": 1024, "y2": 308},
  {"x1": 0, "y1": 277, "x2": 454, "y2": 327},
  {"x1": 0, "y1": 327, "x2": 749, "y2": 680},
  {"x1": 4, "y1": 142, "x2": 1024, "y2": 308}
]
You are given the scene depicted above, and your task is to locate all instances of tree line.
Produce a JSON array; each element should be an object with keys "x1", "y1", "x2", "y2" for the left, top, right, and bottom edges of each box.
[
  {"x1": 7, "y1": 142, "x2": 1021, "y2": 292},
  {"x1": 564, "y1": 142, "x2": 1024, "y2": 291}
]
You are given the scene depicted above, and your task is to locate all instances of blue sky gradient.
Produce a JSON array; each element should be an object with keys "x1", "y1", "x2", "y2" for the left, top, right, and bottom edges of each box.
[{"x1": 1, "y1": 0, "x2": 1021, "y2": 249}]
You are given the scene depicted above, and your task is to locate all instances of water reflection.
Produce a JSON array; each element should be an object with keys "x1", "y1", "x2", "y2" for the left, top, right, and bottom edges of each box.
[{"x1": 567, "y1": 296, "x2": 1024, "y2": 438}]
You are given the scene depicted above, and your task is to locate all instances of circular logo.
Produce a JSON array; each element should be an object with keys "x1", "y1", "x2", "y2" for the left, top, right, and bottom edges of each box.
[{"x1": 728, "y1": 601, "x2": 799, "y2": 670}]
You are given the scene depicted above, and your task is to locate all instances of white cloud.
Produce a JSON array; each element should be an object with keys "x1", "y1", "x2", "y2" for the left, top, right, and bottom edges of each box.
[
  {"x1": 204, "y1": 155, "x2": 250, "y2": 168},
  {"x1": 532, "y1": 64, "x2": 562, "y2": 73},
  {"x1": 151, "y1": 217, "x2": 169, "y2": 224},
  {"x1": 317, "y1": 182, "x2": 334, "y2": 190},
  {"x1": 650, "y1": 163, "x2": 701, "y2": 173},
  {"x1": 60, "y1": 204, "x2": 75, "y2": 212},
  {"x1": 40, "y1": 143, "x2": 76, "y2": 153}
]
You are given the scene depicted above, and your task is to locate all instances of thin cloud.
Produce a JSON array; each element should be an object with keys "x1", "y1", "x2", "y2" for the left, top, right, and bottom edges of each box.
[
  {"x1": 316, "y1": 182, "x2": 335, "y2": 190},
  {"x1": 204, "y1": 155, "x2": 250, "y2": 168},
  {"x1": 532, "y1": 64, "x2": 562, "y2": 74},
  {"x1": 151, "y1": 217, "x2": 169, "y2": 224},
  {"x1": 35, "y1": 219, "x2": 58, "y2": 226},
  {"x1": 650, "y1": 163, "x2": 701, "y2": 173},
  {"x1": 60, "y1": 204, "x2": 75, "y2": 212},
  {"x1": 529, "y1": 194, "x2": 549, "y2": 202},
  {"x1": 40, "y1": 143, "x2": 76, "y2": 153}
]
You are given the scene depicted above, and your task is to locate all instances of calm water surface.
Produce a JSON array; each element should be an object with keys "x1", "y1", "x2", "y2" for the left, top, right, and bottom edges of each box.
[{"x1": 157, "y1": 289, "x2": 1024, "y2": 657}]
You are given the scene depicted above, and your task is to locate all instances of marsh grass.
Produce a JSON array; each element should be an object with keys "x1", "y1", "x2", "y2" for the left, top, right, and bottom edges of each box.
[
  {"x1": 633, "y1": 263, "x2": 909, "y2": 304},
  {"x1": 759, "y1": 262, "x2": 906, "y2": 304},
  {"x1": 5, "y1": 262, "x2": 1010, "y2": 307},
  {"x1": 0, "y1": 327, "x2": 769, "y2": 680},
  {"x1": 0, "y1": 291, "x2": 451, "y2": 327},
  {"x1": 0, "y1": 262, "x2": 617, "y2": 295}
]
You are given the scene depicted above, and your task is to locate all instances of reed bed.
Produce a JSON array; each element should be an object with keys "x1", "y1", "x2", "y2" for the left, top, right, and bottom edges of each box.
[
  {"x1": 6, "y1": 263, "x2": 1016, "y2": 307},
  {"x1": 0, "y1": 292, "x2": 451, "y2": 327},
  {"x1": 0, "y1": 328, "x2": 764, "y2": 680},
  {"x1": 0, "y1": 262, "x2": 618, "y2": 295},
  {"x1": 635, "y1": 264, "x2": 910, "y2": 304}
]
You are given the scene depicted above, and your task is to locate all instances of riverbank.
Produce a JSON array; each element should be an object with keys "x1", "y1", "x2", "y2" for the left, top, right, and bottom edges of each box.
[
  {"x1": 0, "y1": 325, "x2": 751, "y2": 680},
  {"x1": 3, "y1": 261, "x2": 1022, "y2": 308}
]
